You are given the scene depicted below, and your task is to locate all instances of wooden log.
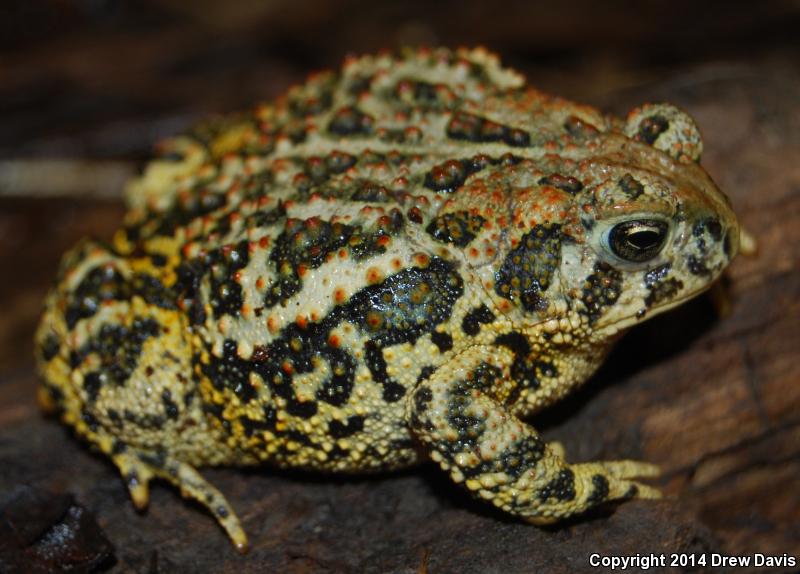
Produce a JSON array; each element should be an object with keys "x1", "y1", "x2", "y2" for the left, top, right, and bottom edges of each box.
[{"x1": 0, "y1": 4, "x2": 798, "y2": 570}]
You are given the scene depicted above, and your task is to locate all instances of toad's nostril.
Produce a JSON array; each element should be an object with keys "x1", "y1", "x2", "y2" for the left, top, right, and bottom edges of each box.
[{"x1": 723, "y1": 228, "x2": 736, "y2": 259}]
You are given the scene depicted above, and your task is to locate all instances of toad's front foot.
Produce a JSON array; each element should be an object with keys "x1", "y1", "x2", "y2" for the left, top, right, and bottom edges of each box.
[
  {"x1": 524, "y1": 460, "x2": 662, "y2": 525},
  {"x1": 408, "y1": 346, "x2": 663, "y2": 525},
  {"x1": 112, "y1": 448, "x2": 249, "y2": 552}
]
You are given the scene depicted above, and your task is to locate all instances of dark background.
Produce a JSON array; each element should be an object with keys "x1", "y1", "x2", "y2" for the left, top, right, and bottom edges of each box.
[
  {"x1": 1, "y1": 1, "x2": 798, "y2": 572},
  {"x1": 1, "y1": 0, "x2": 798, "y2": 160}
]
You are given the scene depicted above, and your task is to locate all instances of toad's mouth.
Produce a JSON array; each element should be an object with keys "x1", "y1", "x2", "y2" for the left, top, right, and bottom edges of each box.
[
  {"x1": 510, "y1": 277, "x2": 718, "y2": 343},
  {"x1": 595, "y1": 281, "x2": 716, "y2": 337}
]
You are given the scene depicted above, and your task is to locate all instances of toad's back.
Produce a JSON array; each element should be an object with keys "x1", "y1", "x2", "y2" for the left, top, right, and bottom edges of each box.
[{"x1": 35, "y1": 47, "x2": 740, "y2": 551}]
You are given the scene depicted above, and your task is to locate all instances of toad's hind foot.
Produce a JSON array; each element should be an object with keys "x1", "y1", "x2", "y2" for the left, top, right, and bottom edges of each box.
[{"x1": 112, "y1": 449, "x2": 249, "y2": 553}]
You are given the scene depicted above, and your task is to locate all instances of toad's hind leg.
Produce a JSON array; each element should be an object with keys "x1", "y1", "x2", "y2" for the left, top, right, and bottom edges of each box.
[
  {"x1": 408, "y1": 346, "x2": 661, "y2": 523},
  {"x1": 111, "y1": 447, "x2": 248, "y2": 552},
  {"x1": 35, "y1": 242, "x2": 249, "y2": 551}
]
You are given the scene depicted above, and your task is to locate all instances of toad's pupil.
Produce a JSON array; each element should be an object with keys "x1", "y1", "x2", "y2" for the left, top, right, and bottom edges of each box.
[{"x1": 627, "y1": 229, "x2": 662, "y2": 250}]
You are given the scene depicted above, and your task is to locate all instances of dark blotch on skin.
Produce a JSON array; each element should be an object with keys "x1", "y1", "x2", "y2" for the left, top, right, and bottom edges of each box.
[
  {"x1": 645, "y1": 278, "x2": 684, "y2": 307},
  {"x1": 644, "y1": 263, "x2": 684, "y2": 307},
  {"x1": 494, "y1": 331, "x2": 530, "y2": 365},
  {"x1": 82, "y1": 410, "x2": 100, "y2": 432},
  {"x1": 122, "y1": 410, "x2": 164, "y2": 430},
  {"x1": 394, "y1": 79, "x2": 456, "y2": 109},
  {"x1": 412, "y1": 362, "x2": 497, "y2": 443},
  {"x1": 264, "y1": 218, "x2": 354, "y2": 307},
  {"x1": 314, "y1": 350, "x2": 357, "y2": 407},
  {"x1": 350, "y1": 209, "x2": 405, "y2": 261},
  {"x1": 328, "y1": 415, "x2": 365, "y2": 439},
  {"x1": 412, "y1": 387, "x2": 433, "y2": 420},
  {"x1": 348, "y1": 75, "x2": 372, "y2": 96},
  {"x1": 203, "y1": 402, "x2": 231, "y2": 434},
  {"x1": 328, "y1": 106, "x2": 374, "y2": 136},
  {"x1": 424, "y1": 159, "x2": 471, "y2": 193},
  {"x1": 407, "y1": 207, "x2": 423, "y2": 224},
  {"x1": 426, "y1": 211, "x2": 486, "y2": 247},
  {"x1": 580, "y1": 261, "x2": 623, "y2": 324},
  {"x1": 494, "y1": 331, "x2": 557, "y2": 395},
  {"x1": 563, "y1": 115, "x2": 600, "y2": 138},
  {"x1": 463, "y1": 362, "x2": 502, "y2": 391},
  {"x1": 538, "y1": 468, "x2": 576, "y2": 502},
  {"x1": 424, "y1": 154, "x2": 520, "y2": 193},
  {"x1": 40, "y1": 333, "x2": 61, "y2": 361},
  {"x1": 145, "y1": 182, "x2": 227, "y2": 237},
  {"x1": 162, "y1": 389, "x2": 179, "y2": 420},
  {"x1": 462, "y1": 435, "x2": 545, "y2": 480},
  {"x1": 150, "y1": 253, "x2": 167, "y2": 267},
  {"x1": 351, "y1": 180, "x2": 393, "y2": 202},
  {"x1": 286, "y1": 400, "x2": 319, "y2": 419},
  {"x1": 265, "y1": 321, "x2": 359, "y2": 410},
  {"x1": 346, "y1": 257, "x2": 464, "y2": 347},
  {"x1": 382, "y1": 381, "x2": 407, "y2": 403},
  {"x1": 618, "y1": 173, "x2": 645, "y2": 199},
  {"x1": 65, "y1": 267, "x2": 177, "y2": 329},
  {"x1": 644, "y1": 263, "x2": 671, "y2": 285},
  {"x1": 461, "y1": 304, "x2": 495, "y2": 336},
  {"x1": 693, "y1": 217, "x2": 723, "y2": 255},
  {"x1": 687, "y1": 255, "x2": 711, "y2": 276},
  {"x1": 64, "y1": 265, "x2": 127, "y2": 329},
  {"x1": 430, "y1": 331, "x2": 453, "y2": 353},
  {"x1": 587, "y1": 474, "x2": 610, "y2": 504},
  {"x1": 77, "y1": 318, "x2": 161, "y2": 402},
  {"x1": 240, "y1": 411, "x2": 278, "y2": 438},
  {"x1": 202, "y1": 339, "x2": 259, "y2": 404},
  {"x1": 445, "y1": 365, "x2": 502, "y2": 451},
  {"x1": 107, "y1": 408, "x2": 122, "y2": 428},
  {"x1": 174, "y1": 260, "x2": 207, "y2": 326},
  {"x1": 136, "y1": 449, "x2": 166, "y2": 470},
  {"x1": 495, "y1": 224, "x2": 562, "y2": 312},
  {"x1": 636, "y1": 115, "x2": 669, "y2": 145},
  {"x1": 723, "y1": 221, "x2": 741, "y2": 260},
  {"x1": 446, "y1": 111, "x2": 530, "y2": 147},
  {"x1": 265, "y1": 215, "x2": 405, "y2": 307},
  {"x1": 364, "y1": 340, "x2": 406, "y2": 403},
  {"x1": 207, "y1": 240, "x2": 250, "y2": 319},
  {"x1": 326, "y1": 151, "x2": 357, "y2": 174},
  {"x1": 539, "y1": 174, "x2": 583, "y2": 194},
  {"x1": 83, "y1": 373, "x2": 102, "y2": 403},
  {"x1": 416, "y1": 365, "x2": 436, "y2": 384},
  {"x1": 416, "y1": 360, "x2": 510, "y2": 459}
]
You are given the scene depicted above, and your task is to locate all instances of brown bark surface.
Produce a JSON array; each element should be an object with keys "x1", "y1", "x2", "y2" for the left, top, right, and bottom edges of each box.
[{"x1": 1, "y1": 2, "x2": 798, "y2": 572}]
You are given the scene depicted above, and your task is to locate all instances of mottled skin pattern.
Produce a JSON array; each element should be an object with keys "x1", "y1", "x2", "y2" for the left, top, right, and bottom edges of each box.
[{"x1": 35, "y1": 47, "x2": 741, "y2": 551}]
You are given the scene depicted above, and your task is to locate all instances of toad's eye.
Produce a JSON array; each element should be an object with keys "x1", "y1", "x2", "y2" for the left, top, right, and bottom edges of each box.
[{"x1": 607, "y1": 219, "x2": 669, "y2": 262}]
